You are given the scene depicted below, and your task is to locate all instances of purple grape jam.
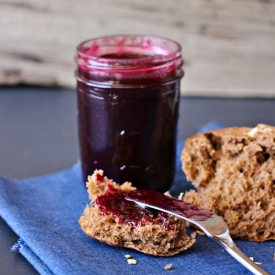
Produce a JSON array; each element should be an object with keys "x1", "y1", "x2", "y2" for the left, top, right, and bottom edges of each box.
[{"x1": 76, "y1": 35, "x2": 183, "y2": 192}]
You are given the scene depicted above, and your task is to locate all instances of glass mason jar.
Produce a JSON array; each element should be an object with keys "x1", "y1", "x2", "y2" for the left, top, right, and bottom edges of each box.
[{"x1": 76, "y1": 35, "x2": 184, "y2": 192}]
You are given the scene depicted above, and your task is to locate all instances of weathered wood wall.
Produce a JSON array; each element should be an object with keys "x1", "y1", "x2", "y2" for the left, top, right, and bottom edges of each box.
[{"x1": 1, "y1": 0, "x2": 275, "y2": 97}]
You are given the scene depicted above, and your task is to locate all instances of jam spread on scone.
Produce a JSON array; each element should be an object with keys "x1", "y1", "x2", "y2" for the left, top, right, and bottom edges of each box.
[
  {"x1": 126, "y1": 189, "x2": 213, "y2": 221},
  {"x1": 95, "y1": 182, "x2": 177, "y2": 230}
]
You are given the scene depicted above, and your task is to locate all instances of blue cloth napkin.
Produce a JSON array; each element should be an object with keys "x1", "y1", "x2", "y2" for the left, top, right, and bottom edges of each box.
[{"x1": 0, "y1": 122, "x2": 274, "y2": 275}]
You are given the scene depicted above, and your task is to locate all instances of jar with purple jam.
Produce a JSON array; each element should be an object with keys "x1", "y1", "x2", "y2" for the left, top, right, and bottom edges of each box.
[{"x1": 76, "y1": 35, "x2": 184, "y2": 192}]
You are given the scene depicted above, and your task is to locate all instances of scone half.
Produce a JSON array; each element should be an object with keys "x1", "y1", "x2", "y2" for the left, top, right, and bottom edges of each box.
[
  {"x1": 79, "y1": 170, "x2": 196, "y2": 256},
  {"x1": 182, "y1": 124, "x2": 275, "y2": 241}
]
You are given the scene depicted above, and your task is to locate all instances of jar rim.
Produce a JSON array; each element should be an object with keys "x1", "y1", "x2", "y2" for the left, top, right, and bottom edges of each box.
[{"x1": 76, "y1": 35, "x2": 182, "y2": 68}]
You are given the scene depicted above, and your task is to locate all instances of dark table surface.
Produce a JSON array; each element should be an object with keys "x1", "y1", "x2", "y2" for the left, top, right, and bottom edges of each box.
[{"x1": 1, "y1": 86, "x2": 275, "y2": 275}]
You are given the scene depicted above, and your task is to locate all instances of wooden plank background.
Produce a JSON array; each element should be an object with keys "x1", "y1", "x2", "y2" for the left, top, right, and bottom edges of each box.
[{"x1": 1, "y1": 0, "x2": 275, "y2": 97}]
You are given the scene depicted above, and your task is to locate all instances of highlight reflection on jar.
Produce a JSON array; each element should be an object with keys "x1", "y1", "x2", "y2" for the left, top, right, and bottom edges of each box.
[{"x1": 76, "y1": 35, "x2": 184, "y2": 192}]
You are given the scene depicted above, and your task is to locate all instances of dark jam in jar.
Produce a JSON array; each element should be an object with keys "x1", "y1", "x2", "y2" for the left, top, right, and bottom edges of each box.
[{"x1": 76, "y1": 36, "x2": 184, "y2": 192}]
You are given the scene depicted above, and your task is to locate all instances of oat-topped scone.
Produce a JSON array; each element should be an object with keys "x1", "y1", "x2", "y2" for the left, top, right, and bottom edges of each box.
[
  {"x1": 79, "y1": 170, "x2": 196, "y2": 256},
  {"x1": 181, "y1": 124, "x2": 275, "y2": 241}
]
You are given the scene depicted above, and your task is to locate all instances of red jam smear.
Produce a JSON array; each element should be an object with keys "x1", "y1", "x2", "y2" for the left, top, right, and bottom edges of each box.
[
  {"x1": 95, "y1": 173, "x2": 104, "y2": 183},
  {"x1": 95, "y1": 183, "x2": 177, "y2": 230},
  {"x1": 126, "y1": 190, "x2": 213, "y2": 221}
]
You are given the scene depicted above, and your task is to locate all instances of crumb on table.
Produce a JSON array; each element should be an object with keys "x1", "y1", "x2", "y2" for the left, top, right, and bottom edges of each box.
[
  {"x1": 127, "y1": 259, "x2": 137, "y2": 265},
  {"x1": 164, "y1": 263, "x2": 172, "y2": 270}
]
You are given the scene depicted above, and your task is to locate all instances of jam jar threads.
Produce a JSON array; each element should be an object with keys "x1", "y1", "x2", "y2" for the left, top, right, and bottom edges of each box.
[{"x1": 76, "y1": 35, "x2": 184, "y2": 192}]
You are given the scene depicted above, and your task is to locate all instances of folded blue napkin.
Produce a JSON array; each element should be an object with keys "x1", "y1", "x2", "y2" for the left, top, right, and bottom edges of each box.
[{"x1": 0, "y1": 122, "x2": 274, "y2": 275}]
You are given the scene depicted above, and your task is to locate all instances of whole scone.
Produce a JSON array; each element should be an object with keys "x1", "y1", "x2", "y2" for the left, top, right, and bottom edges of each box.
[
  {"x1": 181, "y1": 124, "x2": 275, "y2": 242},
  {"x1": 79, "y1": 170, "x2": 196, "y2": 256}
]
